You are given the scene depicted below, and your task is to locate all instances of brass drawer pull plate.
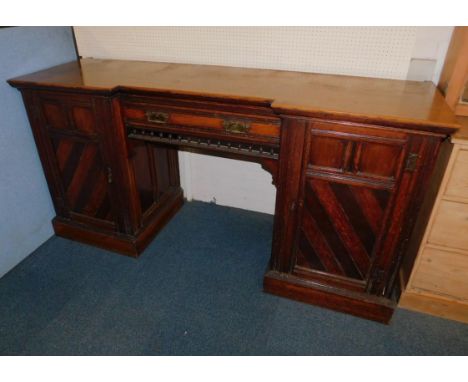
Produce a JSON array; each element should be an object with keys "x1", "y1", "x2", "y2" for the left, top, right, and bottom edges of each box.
[
  {"x1": 146, "y1": 110, "x2": 169, "y2": 124},
  {"x1": 223, "y1": 119, "x2": 250, "y2": 134}
]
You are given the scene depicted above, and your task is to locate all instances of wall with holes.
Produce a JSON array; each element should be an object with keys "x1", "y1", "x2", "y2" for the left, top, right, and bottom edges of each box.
[{"x1": 74, "y1": 26, "x2": 453, "y2": 214}]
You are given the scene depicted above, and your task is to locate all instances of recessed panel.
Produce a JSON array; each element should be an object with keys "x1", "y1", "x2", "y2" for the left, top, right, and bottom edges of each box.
[
  {"x1": 308, "y1": 135, "x2": 348, "y2": 172},
  {"x1": 294, "y1": 178, "x2": 392, "y2": 284},
  {"x1": 51, "y1": 136, "x2": 114, "y2": 225},
  {"x1": 356, "y1": 142, "x2": 403, "y2": 180},
  {"x1": 71, "y1": 105, "x2": 97, "y2": 134},
  {"x1": 42, "y1": 101, "x2": 68, "y2": 130}
]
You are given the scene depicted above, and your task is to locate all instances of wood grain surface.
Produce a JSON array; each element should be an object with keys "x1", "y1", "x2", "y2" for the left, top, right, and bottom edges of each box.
[{"x1": 9, "y1": 58, "x2": 459, "y2": 133}]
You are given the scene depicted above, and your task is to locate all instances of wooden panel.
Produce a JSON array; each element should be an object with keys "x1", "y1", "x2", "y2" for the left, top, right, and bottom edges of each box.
[
  {"x1": 153, "y1": 146, "x2": 172, "y2": 195},
  {"x1": 127, "y1": 138, "x2": 180, "y2": 225},
  {"x1": 428, "y1": 199, "x2": 468, "y2": 251},
  {"x1": 444, "y1": 148, "x2": 468, "y2": 200},
  {"x1": 40, "y1": 93, "x2": 99, "y2": 135},
  {"x1": 34, "y1": 92, "x2": 118, "y2": 231},
  {"x1": 307, "y1": 121, "x2": 408, "y2": 184},
  {"x1": 8, "y1": 59, "x2": 460, "y2": 134},
  {"x1": 270, "y1": 117, "x2": 308, "y2": 273},
  {"x1": 399, "y1": 138, "x2": 454, "y2": 288},
  {"x1": 70, "y1": 104, "x2": 97, "y2": 134},
  {"x1": 50, "y1": 136, "x2": 115, "y2": 229},
  {"x1": 308, "y1": 135, "x2": 350, "y2": 173},
  {"x1": 400, "y1": 290, "x2": 468, "y2": 324},
  {"x1": 356, "y1": 141, "x2": 403, "y2": 180},
  {"x1": 291, "y1": 122, "x2": 443, "y2": 300},
  {"x1": 52, "y1": 187, "x2": 184, "y2": 258},
  {"x1": 412, "y1": 247, "x2": 468, "y2": 300},
  {"x1": 291, "y1": 121, "x2": 410, "y2": 292},
  {"x1": 311, "y1": 120, "x2": 408, "y2": 140},
  {"x1": 264, "y1": 270, "x2": 395, "y2": 324},
  {"x1": 41, "y1": 99, "x2": 68, "y2": 130},
  {"x1": 129, "y1": 140, "x2": 155, "y2": 214},
  {"x1": 294, "y1": 178, "x2": 392, "y2": 286},
  {"x1": 122, "y1": 99, "x2": 281, "y2": 143}
]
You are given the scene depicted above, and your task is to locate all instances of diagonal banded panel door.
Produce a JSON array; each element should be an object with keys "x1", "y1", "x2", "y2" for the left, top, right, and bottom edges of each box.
[
  {"x1": 50, "y1": 137, "x2": 114, "y2": 227},
  {"x1": 38, "y1": 92, "x2": 118, "y2": 231},
  {"x1": 291, "y1": 120, "x2": 409, "y2": 292}
]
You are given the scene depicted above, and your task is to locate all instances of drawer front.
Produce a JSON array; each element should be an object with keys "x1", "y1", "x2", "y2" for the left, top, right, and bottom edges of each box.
[
  {"x1": 412, "y1": 247, "x2": 468, "y2": 301},
  {"x1": 428, "y1": 200, "x2": 468, "y2": 251},
  {"x1": 121, "y1": 97, "x2": 281, "y2": 144},
  {"x1": 445, "y1": 148, "x2": 468, "y2": 200}
]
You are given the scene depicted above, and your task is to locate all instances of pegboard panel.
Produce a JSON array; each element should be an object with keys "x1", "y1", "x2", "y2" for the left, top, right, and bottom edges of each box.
[{"x1": 74, "y1": 27, "x2": 418, "y2": 80}]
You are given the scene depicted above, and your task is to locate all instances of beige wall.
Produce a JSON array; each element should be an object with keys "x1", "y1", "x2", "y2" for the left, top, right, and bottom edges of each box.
[{"x1": 74, "y1": 26, "x2": 453, "y2": 214}]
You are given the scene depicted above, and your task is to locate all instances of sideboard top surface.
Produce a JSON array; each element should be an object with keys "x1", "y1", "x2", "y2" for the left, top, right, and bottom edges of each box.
[{"x1": 8, "y1": 58, "x2": 459, "y2": 133}]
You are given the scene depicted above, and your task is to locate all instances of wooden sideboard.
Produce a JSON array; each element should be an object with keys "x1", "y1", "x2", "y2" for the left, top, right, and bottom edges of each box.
[{"x1": 8, "y1": 59, "x2": 459, "y2": 323}]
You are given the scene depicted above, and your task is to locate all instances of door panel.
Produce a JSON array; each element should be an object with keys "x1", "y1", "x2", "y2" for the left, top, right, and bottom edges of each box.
[
  {"x1": 70, "y1": 104, "x2": 97, "y2": 134},
  {"x1": 356, "y1": 141, "x2": 404, "y2": 180},
  {"x1": 308, "y1": 134, "x2": 350, "y2": 173},
  {"x1": 40, "y1": 93, "x2": 99, "y2": 134},
  {"x1": 307, "y1": 127, "x2": 407, "y2": 183},
  {"x1": 37, "y1": 92, "x2": 118, "y2": 230},
  {"x1": 41, "y1": 99, "x2": 68, "y2": 130},
  {"x1": 294, "y1": 178, "x2": 392, "y2": 285},
  {"x1": 291, "y1": 121, "x2": 409, "y2": 291},
  {"x1": 50, "y1": 136, "x2": 115, "y2": 227}
]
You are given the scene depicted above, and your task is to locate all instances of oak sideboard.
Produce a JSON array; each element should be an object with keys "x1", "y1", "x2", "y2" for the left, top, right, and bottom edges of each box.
[{"x1": 8, "y1": 59, "x2": 459, "y2": 323}]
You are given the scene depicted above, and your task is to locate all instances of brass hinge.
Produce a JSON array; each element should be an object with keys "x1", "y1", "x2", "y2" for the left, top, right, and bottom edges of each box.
[{"x1": 405, "y1": 153, "x2": 420, "y2": 172}]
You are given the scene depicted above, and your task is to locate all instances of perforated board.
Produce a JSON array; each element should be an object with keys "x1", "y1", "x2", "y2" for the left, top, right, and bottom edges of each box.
[{"x1": 74, "y1": 26, "x2": 418, "y2": 80}]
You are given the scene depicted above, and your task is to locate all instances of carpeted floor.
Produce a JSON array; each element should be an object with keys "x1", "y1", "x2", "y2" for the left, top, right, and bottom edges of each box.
[{"x1": 0, "y1": 201, "x2": 467, "y2": 355}]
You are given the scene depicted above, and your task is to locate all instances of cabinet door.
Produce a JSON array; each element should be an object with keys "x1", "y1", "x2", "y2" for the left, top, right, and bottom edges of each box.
[
  {"x1": 35, "y1": 92, "x2": 118, "y2": 231},
  {"x1": 272, "y1": 118, "x2": 439, "y2": 297},
  {"x1": 291, "y1": 121, "x2": 409, "y2": 292}
]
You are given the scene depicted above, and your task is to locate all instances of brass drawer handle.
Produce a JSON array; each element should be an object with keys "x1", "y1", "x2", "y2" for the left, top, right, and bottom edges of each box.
[
  {"x1": 223, "y1": 119, "x2": 250, "y2": 134},
  {"x1": 146, "y1": 110, "x2": 169, "y2": 124}
]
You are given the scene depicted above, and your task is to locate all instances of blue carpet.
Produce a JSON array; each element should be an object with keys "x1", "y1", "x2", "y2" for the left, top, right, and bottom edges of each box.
[{"x1": 0, "y1": 201, "x2": 467, "y2": 355}]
